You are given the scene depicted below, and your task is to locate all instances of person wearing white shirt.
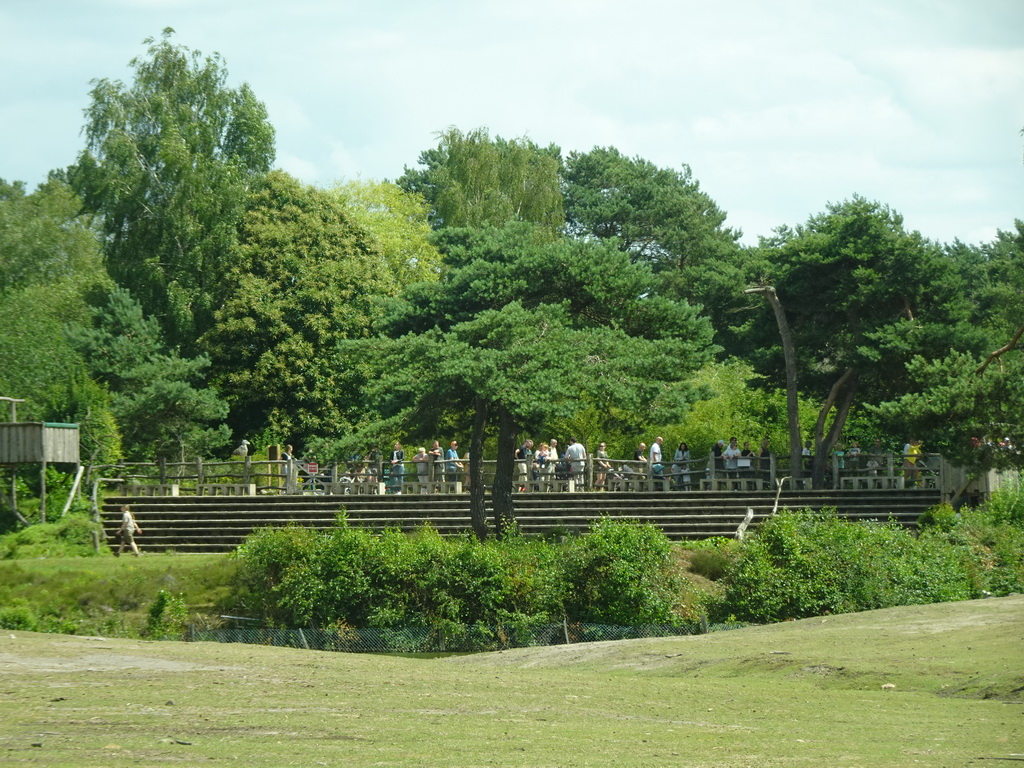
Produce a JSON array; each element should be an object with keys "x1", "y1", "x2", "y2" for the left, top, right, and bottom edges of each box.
[{"x1": 722, "y1": 437, "x2": 742, "y2": 476}]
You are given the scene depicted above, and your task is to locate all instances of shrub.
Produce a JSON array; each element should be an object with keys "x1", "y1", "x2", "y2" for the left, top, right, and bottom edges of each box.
[
  {"x1": 977, "y1": 482, "x2": 1024, "y2": 527},
  {"x1": 560, "y1": 518, "x2": 679, "y2": 625},
  {"x1": 713, "y1": 509, "x2": 976, "y2": 623},
  {"x1": 917, "y1": 502, "x2": 959, "y2": 532},
  {"x1": 0, "y1": 601, "x2": 39, "y2": 631},
  {"x1": 687, "y1": 544, "x2": 736, "y2": 581},
  {"x1": 232, "y1": 517, "x2": 683, "y2": 631},
  {"x1": 0, "y1": 513, "x2": 105, "y2": 559},
  {"x1": 145, "y1": 589, "x2": 189, "y2": 640}
]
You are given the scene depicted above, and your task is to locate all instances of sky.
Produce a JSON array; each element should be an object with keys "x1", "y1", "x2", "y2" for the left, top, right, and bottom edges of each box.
[{"x1": 2, "y1": 0, "x2": 1022, "y2": 246}]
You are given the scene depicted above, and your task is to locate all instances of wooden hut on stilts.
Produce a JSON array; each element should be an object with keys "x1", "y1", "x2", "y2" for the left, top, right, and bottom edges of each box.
[{"x1": 0, "y1": 397, "x2": 81, "y2": 524}]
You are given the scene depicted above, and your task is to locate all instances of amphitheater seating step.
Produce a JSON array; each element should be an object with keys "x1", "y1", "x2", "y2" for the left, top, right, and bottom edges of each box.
[{"x1": 98, "y1": 489, "x2": 942, "y2": 553}]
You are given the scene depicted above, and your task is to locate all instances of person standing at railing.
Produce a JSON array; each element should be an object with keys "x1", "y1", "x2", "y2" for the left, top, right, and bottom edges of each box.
[
  {"x1": 903, "y1": 438, "x2": 922, "y2": 487},
  {"x1": 723, "y1": 437, "x2": 742, "y2": 477},
  {"x1": 565, "y1": 438, "x2": 587, "y2": 485},
  {"x1": 712, "y1": 439, "x2": 725, "y2": 476},
  {"x1": 801, "y1": 439, "x2": 814, "y2": 473},
  {"x1": 412, "y1": 446, "x2": 430, "y2": 491},
  {"x1": 628, "y1": 442, "x2": 647, "y2": 482},
  {"x1": 548, "y1": 438, "x2": 560, "y2": 464},
  {"x1": 389, "y1": 441, "x2": 405, "y2": 494},
  {"x1": 533, "y1": 442, "x2": 550, "y2": 480},
  {"x1": 428, "y1": 441, "x2": 443, "y2": 482},
  {"x1": 846, "y1": 439, "x2": 862, "y2": 470},
  {"x1": 649, "y1": 437, "x2": 664, "y2": 476},
  {"x1": 739, "y1": 440, "x2": 755, "y2": 479},
  {"x1": 445, "y1": 440, "x2": 463, "y2": 484},
  {"x1": 594, "y1": 442, "x2": 612, "y2": 490},
  {"x1": 515, "y1": 439, "x2": 534, "y2": 491},
  {"x1": 673, "y1": 442, "x2": 691, "y2": 490}
]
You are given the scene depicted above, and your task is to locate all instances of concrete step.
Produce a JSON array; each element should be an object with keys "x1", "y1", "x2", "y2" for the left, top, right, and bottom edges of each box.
[{"x1": 99, "y1": 489, "x2": 941, "y2": 553}]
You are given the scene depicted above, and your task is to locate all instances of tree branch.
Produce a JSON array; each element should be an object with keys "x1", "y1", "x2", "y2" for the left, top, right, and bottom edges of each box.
[{"x1": 975, "y1": 320, "x2": 1024, "y2": 376}]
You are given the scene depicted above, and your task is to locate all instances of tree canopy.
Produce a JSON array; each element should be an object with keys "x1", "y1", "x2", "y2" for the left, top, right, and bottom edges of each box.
[
  {"x1": 351, "y1": 221, "x2": 716, "y2": 537},
  {"x1": 70, "y1": 28, "x2": 275, "y2": 350},
  {"x1": 200, "y1": 171, "x2": 440, "y2": 446},
  {"x1": 1, "y1": 25, "x2": 1020, "y2": 492},
  {"x1": 398, "y1": 127, "x2": 564, "y2": 232},
  {"x1": 744, "y1": 196, "x2": 980, "y2": 485}
]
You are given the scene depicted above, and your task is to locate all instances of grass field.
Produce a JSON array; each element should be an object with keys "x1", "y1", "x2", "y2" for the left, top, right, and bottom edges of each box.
[{"x1": 1, "y1": 594, "x2": 1021, "y2": 767}]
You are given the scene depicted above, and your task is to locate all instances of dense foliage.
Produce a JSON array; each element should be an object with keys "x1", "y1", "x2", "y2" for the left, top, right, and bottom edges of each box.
[
  {"x1": 712, "y1": 486, "x2": 1024, "y2": 623},
  {"x1": 1, "y1": 28, "x2": 1021, "y2": 528},
  {"x1": 0, "y1": 488, "x2": 1021, "y2": 638},
  {"x1": 233, "y1": 518, "x2": 687, "y2": 631}
]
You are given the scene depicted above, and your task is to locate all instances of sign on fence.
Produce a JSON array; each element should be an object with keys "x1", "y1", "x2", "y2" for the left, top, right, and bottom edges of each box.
[{"x1": 307, "y1": 462, "x2": 319, "y2": 475}]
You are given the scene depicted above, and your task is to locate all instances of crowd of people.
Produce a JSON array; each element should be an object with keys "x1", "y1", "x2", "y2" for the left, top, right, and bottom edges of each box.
[{"x1": 281, "y1": 434, "x2": 933, "y2": 493}]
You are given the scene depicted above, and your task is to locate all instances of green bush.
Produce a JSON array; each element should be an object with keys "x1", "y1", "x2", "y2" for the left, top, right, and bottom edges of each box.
[
  {"x1": 145, "y1": 589, "x2": 189, "y2": 640},
  {"x1": 977, "y1": 482, "x2": 1024, "y2": 527},
  {"x1": 560, "y1": 518, "x2": 678, "y2": 624},
  {"x1": 0, "y1": 513, "x2": 104, "y2": 559},
  {"x1": 687, "y1": 544, "x2": 736, "y2": 581},
  {"x1": 713, "y1": 509, "x2": 976, "y2": 623},
  {"x1": 0, "y1": 601, "x2": 40, "y2": 631},
  {"x1": 954, "y1": 513, "x2": 1024, "y2": 596},
  {"x1": 917, "y1": 502, "x2": 959, "y2": 532},
  {"x1": 233, "y1": 517, "x2": 683, "y2": 631}
]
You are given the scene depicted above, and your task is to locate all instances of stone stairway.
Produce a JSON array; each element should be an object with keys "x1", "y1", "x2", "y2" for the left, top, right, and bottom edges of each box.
[
  {"x1": 99, "y1": 487, "x2": 937, "y2": 552},
  {"x1": 99, "y1": 488, "x2": 943, "y2": 553}
]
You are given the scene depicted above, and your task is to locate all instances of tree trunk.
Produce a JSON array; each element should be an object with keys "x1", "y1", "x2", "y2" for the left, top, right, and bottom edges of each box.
[
  {"x1": 491, "y1": 406, "x2": 519, "y2": 539},
  {"x1": 746, "y1": 286, "x2": 802, "y2": 478},
  {"x1": 810, "y1": 368, "x2": 859, "y2": 488},
  {"x1": 468, "y1": 396, "x2": 489, "y2": 541}
]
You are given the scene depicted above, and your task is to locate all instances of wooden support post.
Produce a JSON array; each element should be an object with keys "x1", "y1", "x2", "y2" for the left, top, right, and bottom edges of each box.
[{"x1": 39, "y1": 460, "x2": 47, "y2": 524}]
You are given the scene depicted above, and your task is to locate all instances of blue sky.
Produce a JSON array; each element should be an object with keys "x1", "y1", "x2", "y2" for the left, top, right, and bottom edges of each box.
[{"x1": 3, "y1": 0, "x2": 1022, "y2": 245}]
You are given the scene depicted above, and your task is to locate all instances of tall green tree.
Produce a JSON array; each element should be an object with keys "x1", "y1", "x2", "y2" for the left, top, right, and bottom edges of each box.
[
  {"x1": 744, "y1": 196, "x2": 977, "y2": 487},
  {"x1": 0, "y1": 179, "x2": 105, "y2": 294},
  {"x1": 398, "y1": 127, "x2": 564, "y2": 231},
  {"x1": 561, "y1": 147, "x2": 746, "y2": 345},
  {"x1": 873, "y1": 222, "x2": 1024, "y2": 473},
  {"x1": 67, "y1": 287, "x2": 230, "y2": 461},
  {"x1": 331, "y1": 179, "x2": 443, "y2": 290},
  {"x1": 0, "y1": 178, "x2": 120, "y2": 465},
  {"x1": 70, "y1": 28, "x2": 275, "y2": 350},
  {"x1": 352, "y1": 222, "x2": 716, "y2": 538},
  {"x1": 201, "y1": 171, "x2": 434, "y2": 446}
]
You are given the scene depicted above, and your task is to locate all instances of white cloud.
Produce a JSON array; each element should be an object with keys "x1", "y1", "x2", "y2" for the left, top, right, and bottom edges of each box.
[{"x1": 2, "y1": 0, "x2": 1021, "y2": 247}]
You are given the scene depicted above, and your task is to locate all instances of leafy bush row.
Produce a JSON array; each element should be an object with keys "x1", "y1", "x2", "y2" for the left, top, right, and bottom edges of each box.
[
  {"x1": 233, "y1": 517, "x2": 685, "y2": 630},
  {"x1": 710, "y1": 484, "x2": 1024, "y2": 623}
]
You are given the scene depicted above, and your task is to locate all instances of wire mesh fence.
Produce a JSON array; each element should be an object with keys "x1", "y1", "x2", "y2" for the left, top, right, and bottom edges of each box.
[{"x1": 189, "y1": 619, "x2": 746, "y2": 654}]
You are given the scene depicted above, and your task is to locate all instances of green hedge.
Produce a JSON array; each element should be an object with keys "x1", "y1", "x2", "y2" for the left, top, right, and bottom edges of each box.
[
  {"x1": 712, "y1": 509, "x2": 977, "y2": 623},
  {"x1": 232, "y1": 517, "x2": 684, "y2": 630}
]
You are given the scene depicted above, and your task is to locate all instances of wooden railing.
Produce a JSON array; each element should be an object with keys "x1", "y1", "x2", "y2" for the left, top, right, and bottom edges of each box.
[{"x1": 89, "y1": 452, "x2": 948, "y2": 498}]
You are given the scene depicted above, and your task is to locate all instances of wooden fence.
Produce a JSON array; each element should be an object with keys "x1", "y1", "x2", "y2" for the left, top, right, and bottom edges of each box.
[{"x1": 89, "y1": 451, "x2": 949, "y2": 498}]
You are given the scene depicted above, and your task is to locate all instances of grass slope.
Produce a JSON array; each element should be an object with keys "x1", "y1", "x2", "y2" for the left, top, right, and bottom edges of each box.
[{"x1": 0, "y1": 595, "x2": 1021, "y2": 766}]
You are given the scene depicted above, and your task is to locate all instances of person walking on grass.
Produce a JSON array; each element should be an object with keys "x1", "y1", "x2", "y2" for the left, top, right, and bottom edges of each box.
[{"x1": 117, "y1": 505, "x2": 142, "y2": 557}]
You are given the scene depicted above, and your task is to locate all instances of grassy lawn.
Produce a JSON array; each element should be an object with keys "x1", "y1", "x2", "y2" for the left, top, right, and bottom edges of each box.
[{"x1": 0, "y1": 594, "x2": 1020, "y2": 766}]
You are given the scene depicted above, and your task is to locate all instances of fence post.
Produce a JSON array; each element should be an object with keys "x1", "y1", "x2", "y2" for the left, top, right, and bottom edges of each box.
[{"x1": 196, "y1": 457, "x2": 204, "y2": 487}]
